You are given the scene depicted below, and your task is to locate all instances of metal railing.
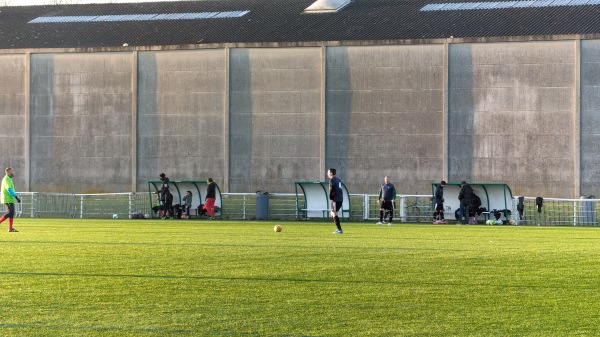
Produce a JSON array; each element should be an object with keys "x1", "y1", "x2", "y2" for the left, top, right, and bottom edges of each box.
[
  {"x1": 12, "y1": 192, "x2": 434, "y2": 222},
  {"x1": 11, "y1": 191, "x2": 600, "y2": 226},
  {"x1": 15, "y1": 192, "x2": 148, "y2": 219},
  {"x1": 511, "y1": 196, "x2": 599, "y2": 226}
]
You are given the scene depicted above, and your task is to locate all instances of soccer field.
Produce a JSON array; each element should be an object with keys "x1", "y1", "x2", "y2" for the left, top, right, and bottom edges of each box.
[{"x1": 1, "y1": 219, "x2": 599, "y2": 336}]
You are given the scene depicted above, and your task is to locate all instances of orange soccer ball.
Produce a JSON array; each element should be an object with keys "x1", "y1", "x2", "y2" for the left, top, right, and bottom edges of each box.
[{"x1": 274, "y1": 225, "x2": 282, "y2": 232}]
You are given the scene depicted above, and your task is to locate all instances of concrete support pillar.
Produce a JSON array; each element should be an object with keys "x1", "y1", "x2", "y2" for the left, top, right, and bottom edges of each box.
[
  {"x1": 574, "y1": 39, "x2": 581, "y2": 198},
  {"x1": 223, "y1": 47, "x2": 230, "y2": 192},
  {"x1": 24, "y1": 52, "x2": 31, "y2": 192},
  {"x1": 443, "y1": 42, "x2": 450, "y2": 182},
  {"x1": 131, "y1": 51, "x2": 138, "y2": 192},
  {"x1": 320, "y1": 43, "x2": 327, "y2": 180}
]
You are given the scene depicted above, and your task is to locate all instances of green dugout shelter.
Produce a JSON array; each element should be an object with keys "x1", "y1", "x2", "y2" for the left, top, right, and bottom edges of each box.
[
  {"x1": 431, "y1": 182, "x2": 513, "y2": 220},
  {"x1": 148, "y1": 180, "x2": 222, "y2": 216}
]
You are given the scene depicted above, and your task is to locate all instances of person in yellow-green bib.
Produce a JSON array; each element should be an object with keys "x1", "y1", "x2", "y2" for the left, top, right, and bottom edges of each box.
[{"x1": 0, "y1": 167, "x2": 20, "y2": 232}]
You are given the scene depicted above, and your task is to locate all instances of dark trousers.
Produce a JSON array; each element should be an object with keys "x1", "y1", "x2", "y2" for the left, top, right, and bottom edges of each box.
[{"x1": 459, "y1": 202, "x2": 470, "y2": 223}]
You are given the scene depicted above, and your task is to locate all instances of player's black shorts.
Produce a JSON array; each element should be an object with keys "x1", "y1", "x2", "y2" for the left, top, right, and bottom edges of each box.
[
  {"x1": 435, "y1": 202, "x2": 444, "y2": 211},
  {"x1": 4, "y1": 203, "x2": 15, "y2": 218},
  {"x1": 331, "y1": 201, "x2": 342, "y2": 212},
  {"x1": 381, "y1": 200, "x2": 394, "y2": 211}
]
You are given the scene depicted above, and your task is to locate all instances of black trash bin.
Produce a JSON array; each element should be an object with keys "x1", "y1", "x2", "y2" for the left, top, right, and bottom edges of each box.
[
  {"x1": 256, "y1": 190, "x2": 269, "y2": 220},
  {"x1": 580, "y1": 195, "x2": 596, "y2": 225}
]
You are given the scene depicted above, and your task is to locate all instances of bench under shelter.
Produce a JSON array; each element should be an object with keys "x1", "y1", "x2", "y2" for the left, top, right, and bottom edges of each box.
[
  {"x1": 148, "y1": 180, "x2": 222, "y2": 217},
  {"x1": 295, "y1": 181, "x2": 351, "y2": 220},
  {"x1": 431, "y1": 182, "x2": 513, "y2": 221}
]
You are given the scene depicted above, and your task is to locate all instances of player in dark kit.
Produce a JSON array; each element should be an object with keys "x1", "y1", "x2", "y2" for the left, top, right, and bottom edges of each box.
[
  {"x1": 376, "y1": 176, "x2": 396, "y2": 226},
  {"x1": 157, "y1": 173, "x2": 171, "y2": 218},
  {"x1": 327, "y1": 168, "x2": 343, "y2": 234},
  {"x1": 433, "y1": 180, "x2": 447, "y2": 224}
]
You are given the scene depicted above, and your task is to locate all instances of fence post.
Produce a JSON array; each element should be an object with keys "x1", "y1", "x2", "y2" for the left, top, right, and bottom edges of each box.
[
  {"x1": 573, "y1": 201, "x2": 577, "y2": 226},
  {"x1": 31, "y1": 192, "x2": 36, "y2": 217},
  {"x1": 363, "y1": 194, "x2": 369, "y2": 220},
  {"x1": 128, "y1": 193, "x2": 133, "y2": 219},
  {"x1": 243, "y1": 194, "x2": 247, "y2": 220},
  {"x1": 399, "y1": 195, "x2": 406, "y2": 222},
  {"x1": 79, "y1": 195, "x2": 83, "y2": 218}
]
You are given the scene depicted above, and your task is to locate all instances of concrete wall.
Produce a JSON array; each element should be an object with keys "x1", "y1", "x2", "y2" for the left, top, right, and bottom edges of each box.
[
  {"x1": 30, "y1": 53, "x2": 133, "y2": 192},
  {"x1": 1, "y1": 40, "x2": 597, "y2": 197},
  {"x1": 326, "y1": 45, "x2": 444, "y2": 194},
  {"x1": 449, "y1": 41, "x2": 575, "y2": 197},
  {"x1": 0, "y1": 54, "x2": 26, "y2": 191},
  {"x1": 137, "y1": 50, "x2": 226, "y2": 191},
  {"x1": 580, "y1": 40, "x2": 600, "y2": 197},
  {"x1": 229, "y1": 48, "x2": 322, "y2": 192}
]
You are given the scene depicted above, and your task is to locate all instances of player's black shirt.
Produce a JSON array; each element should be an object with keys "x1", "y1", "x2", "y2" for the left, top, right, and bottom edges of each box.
[
  {"x1": 206, "y1": 182, "x2": 216, "y2": 199},
  {"x1": 329, "y1": 176, "x2": 343, "y2": 202}
]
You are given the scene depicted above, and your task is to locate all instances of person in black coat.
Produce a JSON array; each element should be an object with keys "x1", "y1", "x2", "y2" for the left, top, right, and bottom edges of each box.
[
  {"x1": 458, "y1": 181, "x2": 473, "y2": 224},
  {"x1": 470, "y1": 193, "x2": 482, "y2": 217},
  {"x1": 433, "y1": 181, "x2": 447, "y2": 223}
]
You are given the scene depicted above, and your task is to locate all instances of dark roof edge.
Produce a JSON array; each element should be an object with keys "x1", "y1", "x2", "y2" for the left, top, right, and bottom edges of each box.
[{"x1": 2, "y1": 34, "x2": 599, "y2": 54}]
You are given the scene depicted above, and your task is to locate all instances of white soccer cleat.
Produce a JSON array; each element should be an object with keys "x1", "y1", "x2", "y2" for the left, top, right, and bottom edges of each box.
[
  {"x1": 376, "y1": 221, "x2": 383, "y2": 225},
  {"x1": 387, "y1": 223, "x2": 392, "y2": 226}
]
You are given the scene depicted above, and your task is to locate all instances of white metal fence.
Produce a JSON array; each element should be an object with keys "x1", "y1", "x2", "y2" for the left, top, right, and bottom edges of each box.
[
  {"x1": 15, "y1": 192, "x2": 149, "y2": 219},
  {"x1": 12, "y1": 192, "x2": 433, "y2": 221},
  {"x1": 512, "y1": 196, "x2": 599, "y2": 226},
  {"x1": 10, "y1": 192, "x2": 600, "y2": 226}
]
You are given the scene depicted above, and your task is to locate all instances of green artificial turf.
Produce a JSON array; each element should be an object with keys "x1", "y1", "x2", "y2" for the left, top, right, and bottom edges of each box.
[{"x1": 1, "y1": 219, "x2": 599, "y2": 336}]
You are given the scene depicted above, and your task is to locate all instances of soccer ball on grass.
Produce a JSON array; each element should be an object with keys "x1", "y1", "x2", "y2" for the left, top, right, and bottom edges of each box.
[{"x1": 274, "y1": 225, "x2": 282, "y2": 232}]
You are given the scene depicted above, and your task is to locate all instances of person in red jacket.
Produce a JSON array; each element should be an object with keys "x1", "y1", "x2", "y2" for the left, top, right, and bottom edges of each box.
[{"x1": 204, "y1": 178, "x2": 216, "y2": 220}]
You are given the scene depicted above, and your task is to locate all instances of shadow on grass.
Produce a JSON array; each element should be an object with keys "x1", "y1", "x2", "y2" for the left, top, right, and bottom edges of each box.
[
  {"x1": 0, "y1": 322, "x2": 323, "y2": 336},
  {"x1": 0, "y1": 271, "x2": 592, "y2": 291},
  {"x1": 4, "y1": 239, "x2": 465, "y2": 252}
]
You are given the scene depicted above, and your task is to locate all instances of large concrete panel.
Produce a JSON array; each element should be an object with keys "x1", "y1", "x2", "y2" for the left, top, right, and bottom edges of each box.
[
  {"x1": 137, "y1": 49, "x2": 226, "y2": 190},
  {"x1": 326, "y1": 45, "x2": 444, "y2": 194},
  {"x1": 448, "y1": 41, "x2": 575, "y2": 197},
  {"x1": 229, "y1": 48, "x2": 322, "y2": 193},
  {"x1": 0, "y1": 54, "x2": 26, "y2": 190},
  {"x1": 30, "y1": 53, "x2": 133, "y2": 192},
  {"x1": 580, "y1": 40, "x2": 600, "y2": 196}
]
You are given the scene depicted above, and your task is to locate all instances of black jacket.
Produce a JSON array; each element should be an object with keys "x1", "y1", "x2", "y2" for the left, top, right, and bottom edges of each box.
[
  {"x1": 458, "y1": 184, "x2": 473, "y2": 205},
  {"x1": 434, "y1": 185, "x2": 444, "y2": 204},
  {"x1": 206, "y1": 182, "x2": 216, "y2": 200},
  {"x1": 159, "y1": 177, "x2": 170, "y2": 195},
  {"x1": 471, "y1": 194, "x2": 481, "y2": 209},
  {"x1": 161, "y1": 190, "x2": 173, "y2": 206}
]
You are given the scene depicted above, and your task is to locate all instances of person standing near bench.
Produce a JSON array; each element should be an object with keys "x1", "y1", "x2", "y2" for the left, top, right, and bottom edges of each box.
[
  {"x1": 376, "y1": 176, "x2": 396, "y2": 226},
  {"x1": 157, "y1": 173, "x2": 170, "y2": 217},
  {"x1": 328, "y1": 168, "x2": 344, "y2": 234},
  {"x1": 458, "y1": 180, "x2": 473, "y2": 225},
  {"x1": 433, "y1": 180, "x2": 447, "y2": 224},
  {"x1": 205, "y1": 178, "x2": 216, "y2": 220}
]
